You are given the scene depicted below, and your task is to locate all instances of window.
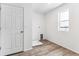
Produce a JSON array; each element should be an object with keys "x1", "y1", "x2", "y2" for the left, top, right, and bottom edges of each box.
[{"x1": 58, "y1": 9, "x2": 69, "y2": 31}]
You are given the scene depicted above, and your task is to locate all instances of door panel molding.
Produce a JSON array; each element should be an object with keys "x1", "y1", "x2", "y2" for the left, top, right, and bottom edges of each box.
[{"x1": 1, "y1": 4, "x2": 24, "y2": 56}]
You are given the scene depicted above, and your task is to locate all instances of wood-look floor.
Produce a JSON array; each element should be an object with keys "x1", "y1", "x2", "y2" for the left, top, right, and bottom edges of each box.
[{"x1": 11, "y1": 40, "x2": 79, "y2": 56}]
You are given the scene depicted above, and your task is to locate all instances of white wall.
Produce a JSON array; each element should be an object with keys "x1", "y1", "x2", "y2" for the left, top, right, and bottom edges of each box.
[
  {"x1": 32, "y1": 12, "x2": 46, "y2": 41},
  {"x1": 46, "y1": 3, "x2": 79, "y2": 53},
  {"x1": 23, "y1": 4, "x2": 32, "y2": 50},
  {"x1": 32, "y1": 4, "x2": 46, "y2": 41}
]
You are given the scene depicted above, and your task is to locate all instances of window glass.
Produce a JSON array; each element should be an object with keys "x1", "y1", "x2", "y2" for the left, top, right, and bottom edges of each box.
[{"x1": 58, "y1": 9, "x2": 69, "y2": 31}]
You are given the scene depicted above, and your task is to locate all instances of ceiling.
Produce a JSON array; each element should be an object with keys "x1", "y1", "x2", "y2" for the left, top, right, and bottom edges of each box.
[
  {"x1": 0, "y1": 3, "x2": 63, "y2": 14},
  {"x1": 32, "y1": 3, "x2": 63, "y2": 14}
]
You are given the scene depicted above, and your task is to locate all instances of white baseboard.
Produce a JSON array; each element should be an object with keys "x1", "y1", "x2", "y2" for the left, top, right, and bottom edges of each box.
[
  {"x1": 46, "y1": 39, "x2": 79, "y2": 54},
  {"x1": 24, "y1": 48, "x2": 33, "y2": 51}
]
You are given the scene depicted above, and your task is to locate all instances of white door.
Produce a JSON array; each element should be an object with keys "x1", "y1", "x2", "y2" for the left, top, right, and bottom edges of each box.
[
  {"x1": 32, "y1": 25, "x2": 40, "y2": 41},
  {"x1": 1, "y1": 4, "x2": 24, "y2": 55}
]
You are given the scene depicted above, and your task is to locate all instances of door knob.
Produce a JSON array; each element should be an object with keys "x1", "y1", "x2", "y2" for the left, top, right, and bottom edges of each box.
[
  {"x1": 0, "y1": 47, "x2": 1, "y2": 50},
  {"x1": 20, "y1": 31, "x2": 24, "y2": 33}
]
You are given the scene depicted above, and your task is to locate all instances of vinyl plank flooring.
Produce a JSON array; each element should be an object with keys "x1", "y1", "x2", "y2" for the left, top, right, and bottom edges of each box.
[{"x1": 11, "y1": 40, "x2": 79, "y2": 56}]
